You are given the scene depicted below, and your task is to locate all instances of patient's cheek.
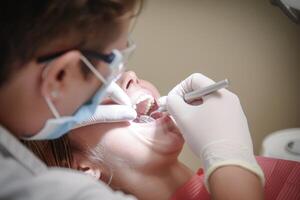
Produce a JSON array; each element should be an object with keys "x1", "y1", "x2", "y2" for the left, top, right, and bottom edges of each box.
[
  {"x1": 140, "y1": 80, "x2": 160, "y2": 98},
  {"x1": 100, "y1": 131, "x2": 147, "y2": 163},
  {"x1": 100, "y1": 128, "x2": 132, "y2": 152}
]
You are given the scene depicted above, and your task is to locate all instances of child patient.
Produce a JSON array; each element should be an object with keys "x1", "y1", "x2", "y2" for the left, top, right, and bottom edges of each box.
[{"x1": 22, "y1": 71, "x2": 300, "y2": 200}]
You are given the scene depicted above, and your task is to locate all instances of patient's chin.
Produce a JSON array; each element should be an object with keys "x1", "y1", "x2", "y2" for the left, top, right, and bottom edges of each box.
[{"x1": 128, "y1": 116, "x2": 184, "y2": 155}]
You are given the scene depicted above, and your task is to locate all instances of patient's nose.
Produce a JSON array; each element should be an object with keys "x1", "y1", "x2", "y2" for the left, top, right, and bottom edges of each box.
[{"x1": 118, "y1": 71, "x2": 139, "y2": 91}]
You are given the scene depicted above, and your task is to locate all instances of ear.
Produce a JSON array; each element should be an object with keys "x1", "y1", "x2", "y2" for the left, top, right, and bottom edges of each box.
[
  {"x1": 40, "y1": 51, "x2": 83, "y2": 102},
  {"x1": 73, "y1": 153, "x2": 102, "y2": 180}
]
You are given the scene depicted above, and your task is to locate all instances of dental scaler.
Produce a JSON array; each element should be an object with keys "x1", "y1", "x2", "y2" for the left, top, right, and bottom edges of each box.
[
  {"x1": 134, "y1": 79, "x2": 229, "y2": 123},
  {"x1": 155, "y1": 79, "x2": 229, "y2": 114}
]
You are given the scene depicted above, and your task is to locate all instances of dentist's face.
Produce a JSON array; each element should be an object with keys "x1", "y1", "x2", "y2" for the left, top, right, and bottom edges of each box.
[{"x1": 69, "y1": 71, "x2": 184, "y2": 179}]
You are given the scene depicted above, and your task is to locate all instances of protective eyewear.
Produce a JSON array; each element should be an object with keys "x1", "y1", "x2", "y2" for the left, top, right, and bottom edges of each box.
[{"x1": 37, "y1": 39, "x2": 136, "y2": 85}]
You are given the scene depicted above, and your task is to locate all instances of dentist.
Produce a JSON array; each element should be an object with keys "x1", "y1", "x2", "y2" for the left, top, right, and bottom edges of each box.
[{"x1": 0, "y1": 1, "x2": 140, "y2": 200}]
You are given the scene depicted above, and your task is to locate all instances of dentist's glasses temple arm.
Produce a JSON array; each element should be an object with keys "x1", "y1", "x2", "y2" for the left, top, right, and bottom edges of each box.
[
  {"x1": 36, "y1": 38, "x2": 136, "y2": 64},
  {"x1": 36, "y1": 48, "x2": 115, "y2": 64},
  {"x1": 35, "y1": 40, "x2": 135, "y2": 109}
]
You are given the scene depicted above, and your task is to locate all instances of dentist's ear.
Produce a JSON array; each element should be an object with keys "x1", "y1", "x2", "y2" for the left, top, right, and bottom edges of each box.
[
  {"x1": 40, "y1": 50, "x2": 82, "y2": 102},
  {"x1": 39, "y1": 50, "x2": 96, "y2": 117}
]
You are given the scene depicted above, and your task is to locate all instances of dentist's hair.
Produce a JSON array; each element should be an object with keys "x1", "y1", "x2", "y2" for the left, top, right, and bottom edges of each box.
[{"x1": 0, "y1": 0, "x2": 143, "y2": 86}]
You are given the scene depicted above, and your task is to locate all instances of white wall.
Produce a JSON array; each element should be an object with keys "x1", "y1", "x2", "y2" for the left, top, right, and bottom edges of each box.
[{"x1": 129, "y1": 0, "x2": 300, "y2": 171}]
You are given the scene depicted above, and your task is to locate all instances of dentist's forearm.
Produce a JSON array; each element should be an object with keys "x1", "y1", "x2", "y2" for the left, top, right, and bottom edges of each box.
[{"x1": 209, "y1": 166, "x2": 264, "y2": 200}]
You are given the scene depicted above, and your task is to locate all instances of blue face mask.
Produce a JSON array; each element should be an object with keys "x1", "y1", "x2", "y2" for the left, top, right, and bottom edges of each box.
[{"x1": 23, "y1": 50, "x2": 125, "y2": 140}]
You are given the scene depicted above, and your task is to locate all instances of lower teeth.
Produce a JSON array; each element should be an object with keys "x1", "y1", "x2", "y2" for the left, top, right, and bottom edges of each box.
[{"x1": 136, "y1": 115, "x2": 155, "y2": 123}]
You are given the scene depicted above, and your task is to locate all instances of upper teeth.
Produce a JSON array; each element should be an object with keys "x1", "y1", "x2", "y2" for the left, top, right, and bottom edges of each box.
[
  {"x1": 131, "y1": 93, "x2": 155, "y2": 115},
  {"x1": 132, "y1": 94, "x2": 154, "y2": 106}
]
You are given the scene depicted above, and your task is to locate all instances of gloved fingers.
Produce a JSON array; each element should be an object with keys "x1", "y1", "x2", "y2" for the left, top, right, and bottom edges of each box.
[
  {"x1": 167, "y1": 94, "x2": 203, "y2": 120},
  {"x1": 91, "y1": 104, "x2": 137, "y2": 121},
  {"x1": 167, "y1": 81, "x2": 222, "y2": 117},
  {"x1": 167, "y1": 73, "x2": 216, "y2": 115},
  {"x1": 92, "y1": 104, "x2": 137, "y2": 122},
  {"x1": 73, "y1": 105, "x2": 137, "y2": 129},
  {"x1": 104, "y1": 82, "x2": 132, "y2": 106},
  {"x1": 169, "y1": 73, "x2": 216, "y2": 97}
]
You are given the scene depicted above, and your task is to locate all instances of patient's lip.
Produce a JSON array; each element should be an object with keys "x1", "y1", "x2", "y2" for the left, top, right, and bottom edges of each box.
[
  {"x1": 100, "y1": 98, "x2": 116, "y2": 105},
  {"x1": 150, "y1": 110, "x2": 163, "y2": 119}
]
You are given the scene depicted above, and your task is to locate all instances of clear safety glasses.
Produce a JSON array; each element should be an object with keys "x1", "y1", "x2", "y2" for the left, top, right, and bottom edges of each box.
[
  {"x1": 120, "y1": 38, "x2": 136, "y2": 67},
  {"x1": 37, "y1": 38, "x2": 136, "y2": 85}
]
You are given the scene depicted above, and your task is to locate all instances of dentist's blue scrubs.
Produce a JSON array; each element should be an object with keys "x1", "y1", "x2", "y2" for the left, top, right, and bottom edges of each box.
[{"x1": 0, "y1": 126, "x2": 136, "y2": 200}]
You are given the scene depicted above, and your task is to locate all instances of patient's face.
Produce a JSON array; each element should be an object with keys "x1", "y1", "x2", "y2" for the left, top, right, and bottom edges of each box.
[{"x1": 69, "y1": 71, "x2": 184, "y2": 181}]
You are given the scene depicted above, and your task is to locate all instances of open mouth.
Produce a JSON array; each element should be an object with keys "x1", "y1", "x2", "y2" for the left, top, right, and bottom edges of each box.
[{"x1": 132, "y1": 94, "x2": 163, "y2": 123}]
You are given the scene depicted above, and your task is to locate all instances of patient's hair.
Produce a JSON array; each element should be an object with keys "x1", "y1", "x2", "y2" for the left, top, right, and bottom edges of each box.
[
  {"x1": 22, "y1": 135, "x2": 114, "y2": 184},
  {"x1": 22, "y1": 135, "x2": 73, "y2": 168},
  {"x1": 0, "y1": 0, "x2": 143, "y2": 87}
]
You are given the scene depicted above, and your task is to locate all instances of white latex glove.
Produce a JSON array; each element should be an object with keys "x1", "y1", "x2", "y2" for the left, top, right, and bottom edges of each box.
[
  {"x1": 167, "y1": 73, "x2": 264, "y2": 189},
  {"x1": 106, "y1": 82, "x2": 132, "y2": 106},
  {"x1": 73, "y1": 82, "x2": 137, "y2": 129},
  {"x1": 73, "y1": 104, "x2": 137, "y2": 129}
]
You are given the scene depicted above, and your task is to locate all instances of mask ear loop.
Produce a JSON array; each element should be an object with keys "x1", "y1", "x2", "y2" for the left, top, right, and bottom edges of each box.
[
  {"x1": 79, "y1": 55, "x2": 108, "y2": 85},
  {"x1": 79, "y1": 53, "x2": 127, "y2": 106},
  {"x1": 42, "y1": 51, "x2": 122, "y2": 119},
  {"x1": 44, "y1": 96, "x2": 61, "y2": 118},
  {"x1": 41, "y1": 54, "x2": 109, "y2": 119},
  {"x1": 41, "y1": 63, "x2": 61, "y2": 119}
]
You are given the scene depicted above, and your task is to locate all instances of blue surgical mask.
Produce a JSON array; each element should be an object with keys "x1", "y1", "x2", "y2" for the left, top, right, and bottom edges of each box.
[{"x1": 23, "y1": 50, "x2": 125, "y2": 140}]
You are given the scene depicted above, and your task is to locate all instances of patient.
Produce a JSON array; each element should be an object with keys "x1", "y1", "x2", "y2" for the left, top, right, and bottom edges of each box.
[
  {"x1": 68, "y1": 70, "x2": 193, "y2": 199},
  {"x1": 22, "y1": 71, "x2": 300, "y2": 200}
]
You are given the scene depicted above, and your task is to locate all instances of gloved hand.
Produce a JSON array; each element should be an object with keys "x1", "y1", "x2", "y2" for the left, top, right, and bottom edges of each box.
[
  {"x1": 106, "y1": 82, "x2": 133, "y2": 106},
  {"x1": 73, "y1": 82, "x2": 137, "y2": 129},
  {"x1": 73, "y1": 104, "x2": 137, "y2": 129},
  {"x1": 167, "y1": 73, "x2": 264, "y2": 189}
]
